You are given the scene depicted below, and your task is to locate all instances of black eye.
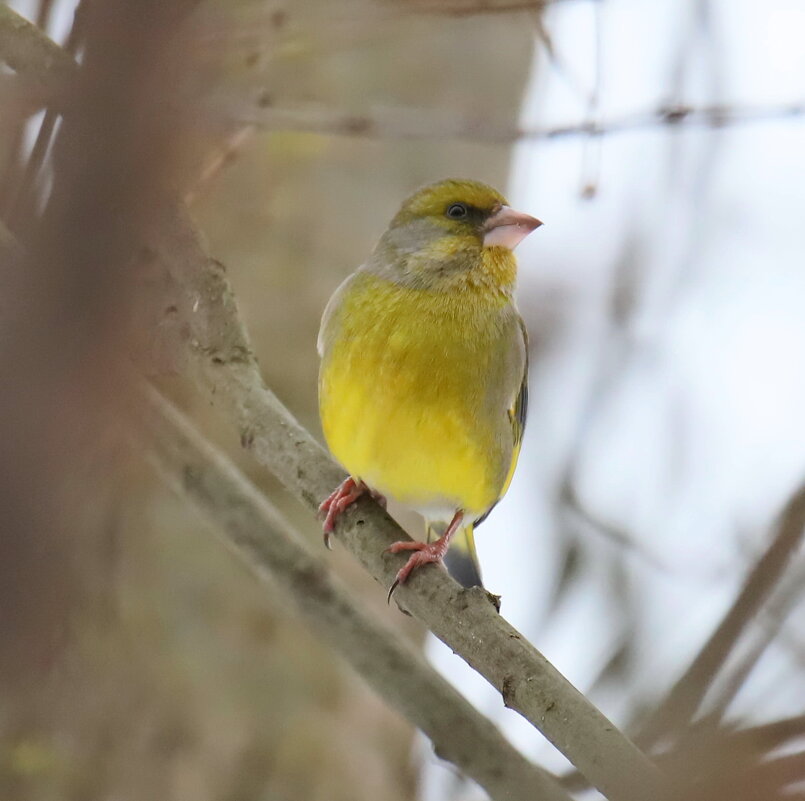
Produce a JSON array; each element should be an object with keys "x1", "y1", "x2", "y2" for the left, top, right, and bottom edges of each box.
[{"x1": 446, "y1": 202, "x2": 469, "y2": 220}]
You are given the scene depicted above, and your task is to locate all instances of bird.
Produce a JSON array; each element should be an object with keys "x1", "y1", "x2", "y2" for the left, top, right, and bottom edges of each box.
[{"x1": 316, "y1": 178, "x2": 541, "y2": 600}]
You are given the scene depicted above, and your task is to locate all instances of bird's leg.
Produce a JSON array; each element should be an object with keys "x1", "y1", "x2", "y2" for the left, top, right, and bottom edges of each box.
[
  {"x1": 319, "y1": 477, "x2": 387, "y2": 549},
  {"x1": 385, "y1": 510, "x2": 465, "y2": 602}
]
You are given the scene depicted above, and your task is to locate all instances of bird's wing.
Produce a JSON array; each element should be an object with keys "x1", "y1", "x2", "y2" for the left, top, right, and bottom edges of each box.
[
  {"x1": 317, "y1": 271, "x2": 360, "y2": 357},
  {"x1": 472, "y1": 316, "x2": 529, "y2": 528},
  {"x1": 446, "y1": 317, "x2": 528, "y2": 587}
]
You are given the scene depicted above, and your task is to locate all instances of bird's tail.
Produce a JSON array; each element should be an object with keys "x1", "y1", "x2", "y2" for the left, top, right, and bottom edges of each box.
[{"x1": 428, "y1": 521, "x2": 483, "y2": 588}]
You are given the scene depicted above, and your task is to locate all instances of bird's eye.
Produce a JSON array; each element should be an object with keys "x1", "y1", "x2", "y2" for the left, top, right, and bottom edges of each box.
[{"x1": 446, "y1": 203, "x2": 469, "y2": 220}]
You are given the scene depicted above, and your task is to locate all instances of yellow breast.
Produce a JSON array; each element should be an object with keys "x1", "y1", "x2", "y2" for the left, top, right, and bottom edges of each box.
[{"x1": 319, "y1": 269, "x2": 516, "y2": 518}]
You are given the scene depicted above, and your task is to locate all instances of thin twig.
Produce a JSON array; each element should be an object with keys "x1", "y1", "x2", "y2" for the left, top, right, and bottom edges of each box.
[
  {"x1": 217, "y1": 97, "x2": 805, "y2": 144},
  {"x1": 636, "y1": 485, "x2": 805, "y2": 746},
  {"x1": 561, "y1": 711, "x2": 805, "y2": 793},
  {"x1": 726, "y1": 714, "x2": 805, "y2": 751},
  {"x1": 409, "y1": 0, "x2": 548, "y2": 16},
  {"x1": 706, "y1": 562, "x2": 805, "y2": 720},
  {"x1": 184, "y1": 124, "x2": 256, "y2": 206},
  {"x1": 2, "y1": 11, "x2": 802, "y2": 151}
]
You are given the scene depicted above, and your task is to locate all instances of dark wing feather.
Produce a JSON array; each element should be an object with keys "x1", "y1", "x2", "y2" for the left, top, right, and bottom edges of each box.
[{"x1": 473, "y1": 317, "x2": 529, "y2": 528}]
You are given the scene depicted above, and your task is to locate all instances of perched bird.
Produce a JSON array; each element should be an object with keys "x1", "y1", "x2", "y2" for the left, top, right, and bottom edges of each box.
[{"x1": 317, "y1": 178, "x2": 541, "y2": 599}]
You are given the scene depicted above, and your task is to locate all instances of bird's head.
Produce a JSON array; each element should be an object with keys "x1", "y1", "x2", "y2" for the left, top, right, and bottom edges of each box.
[{"x1": 367, "y1": 178, "x2": 542, "y2": 290}]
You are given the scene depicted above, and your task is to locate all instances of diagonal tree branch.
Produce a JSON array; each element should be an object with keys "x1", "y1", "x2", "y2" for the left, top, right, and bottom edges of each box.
[
  {"x1": 0, "y1": 177, "x2": 571, "y2": 801},
  {"x1": 153, "y1": 203, "x2": 667, "y2": 801},
  {"x1": 138, "y1": 382, "x2": 572, "y2": 801}
]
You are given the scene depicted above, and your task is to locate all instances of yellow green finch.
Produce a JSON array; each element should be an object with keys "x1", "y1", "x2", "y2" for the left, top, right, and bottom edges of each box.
[{"x1": 317, "y1": 179, "x2": 541, "y2": 598}]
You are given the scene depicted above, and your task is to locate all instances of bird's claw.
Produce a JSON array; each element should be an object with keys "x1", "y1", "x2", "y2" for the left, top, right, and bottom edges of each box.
[
  {"x1": 385, "y1": 539, "x2": 448, "y2": 603},
  {"x1": 318, "y1": 478, "x2": 386, "y2": 547}
]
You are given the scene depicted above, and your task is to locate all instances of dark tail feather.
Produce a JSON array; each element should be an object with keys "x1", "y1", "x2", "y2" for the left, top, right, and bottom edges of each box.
[{"x1": 438, "y1": 523, "x2": 483, "y2": 588}]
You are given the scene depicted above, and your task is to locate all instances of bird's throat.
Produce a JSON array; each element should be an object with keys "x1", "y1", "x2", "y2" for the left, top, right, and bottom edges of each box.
[{"x1": 475, "y1": 245, "x2": 517, "y2": 293}]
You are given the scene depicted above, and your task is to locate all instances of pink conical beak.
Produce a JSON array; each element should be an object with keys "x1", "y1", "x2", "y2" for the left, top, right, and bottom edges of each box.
[{"x1": 483, "y1": 205, "x2": 543, "y2": 249}]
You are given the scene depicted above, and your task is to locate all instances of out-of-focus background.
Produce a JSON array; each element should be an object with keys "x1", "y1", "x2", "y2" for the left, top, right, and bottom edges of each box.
[{"x1": 1, "y1": 1, "x2": 803, "y2": 800}]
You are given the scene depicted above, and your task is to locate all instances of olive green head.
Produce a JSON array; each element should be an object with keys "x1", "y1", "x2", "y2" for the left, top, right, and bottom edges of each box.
[{"x1": 365, "y1": 179, "x2": 541, "y2": 290}]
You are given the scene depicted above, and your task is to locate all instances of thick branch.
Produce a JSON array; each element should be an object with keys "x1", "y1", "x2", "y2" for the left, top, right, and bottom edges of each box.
[
  {"x1": 139, "y1": 383, "x2": 571, "y2": 801},
  {"x1": 154, "y1": 204, "x2": 666, "y2": 801},
  {"x1": 0, "y1": 206, "x2": 571, "y2": 801}
]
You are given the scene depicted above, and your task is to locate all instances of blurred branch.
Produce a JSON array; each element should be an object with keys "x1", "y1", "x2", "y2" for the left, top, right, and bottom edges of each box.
[
  {"x1": 1, "y1": 1, "x2": 87, "y2": 228},
  {"x1": 562, "y1": 711, "x2": 805, "y2": 793},
  {"x1": 706, "y1": 562, "x2": 805, "y2": 720},
  {"x1": 724, "y1": 714, "x2": 805, "y2": 752},
  {"x1": 219, "y1": 97, "x2": 805, "y2": 143},
  {"x1": 560, "y1": 484, "x2": 804, "y2": 792},
  {"x1": 138, "y1": 383, "x2": 571, "y2": 801},
  {"x1": 560, "y1": 477, "x2": 671, "y2": 572},
  {"x1": 0, "y1": 4, "x2": 75, "y2": 92},
  {"x1": 0, "y1": 0, "x2": 198, "y2": 699},
  {"x1": 152, "y1": 204, "x2": 667, "y2": 801},
  {"x1": 637, "y1": 484, "x2": 805, "y2": 745},
  {"x1": 409, "y1": 0, "x2": 547, "y2": 15},
  {"x1": 4, "y1": 11, "x2": 802, "y2": 150},
  {"x1": 184, "y1": 124, "x2": 256, "y2": 206},
  {"x1": 0, "y1": 218, "x2": 22, "y2": 258},
  {"x1": 0, "y1": 0, "x2": 57, "y2": 217}
]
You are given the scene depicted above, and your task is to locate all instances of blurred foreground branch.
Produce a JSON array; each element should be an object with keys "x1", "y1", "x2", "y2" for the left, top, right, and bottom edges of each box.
[
  {"x1": 0, "y1": 5, "x2": 75, "y2": 92},
  {"x1": 139, "y1": 383, "x2": 571, "y2": 801}
]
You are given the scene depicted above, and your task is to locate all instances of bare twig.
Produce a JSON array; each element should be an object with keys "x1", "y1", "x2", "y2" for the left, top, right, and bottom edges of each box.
[
  {"x1": 151, "y1": 204, "x2": 667, "y2": 801},
  {"x1": 706, "y1": 562, "x2": 805, "y2": 720},
  {"x1": 561, "y1": 710, "x2": 805, "y2": 793},
  {"x1": 138, "y1": 383, "x2": 571, "y2": 801},
  {"x1": 730, "y1": 714, "x2": 805, "y2": 750},
  {"x1": 217, "y1": 97, "x2": 805, "y2": 144},
  {"x1": 560, "y1": 477, "x2": 672, "y2": 572},
  {"x1": 184, "y1": 124, "x2": 256, "y2": 206},
  {"x1": 3, "y1": 10, "x2": 802, "y2": 152},
  {"x1": 409, "y1": 0, "x2": 547, "y2": 16},
  {"x1": 637, "y1": 485, "x2": 805, "y2": 745}
]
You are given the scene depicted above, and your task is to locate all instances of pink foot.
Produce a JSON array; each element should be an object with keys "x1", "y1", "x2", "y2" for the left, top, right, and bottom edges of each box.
[
  {"x1": 385, "y1": 510, "x2": 464, "y2": 602},
  {"x1": 319, "y1": 478, "x2": 386, "y2": 549}
]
